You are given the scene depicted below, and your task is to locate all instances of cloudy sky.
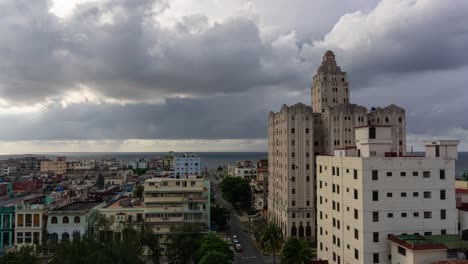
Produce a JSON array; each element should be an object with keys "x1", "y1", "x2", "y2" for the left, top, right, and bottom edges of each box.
[{"x1": 0, "y1": 0, "x2": 467, "y2": 153}]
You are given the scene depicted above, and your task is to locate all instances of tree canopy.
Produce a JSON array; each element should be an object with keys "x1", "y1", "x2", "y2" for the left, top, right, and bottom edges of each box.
[
  {"x1": 195, "y1": 233, "x2": 233, "y2": 263},
  {"x1": 260, "y1": 223, "x2": 284, "y2": 264},
  {"x1": 280, "y1": 237, "x2": 315, "y2": 264},
  {"x1": 219, "y1": 176, "x2": 251, "y2": 209}
]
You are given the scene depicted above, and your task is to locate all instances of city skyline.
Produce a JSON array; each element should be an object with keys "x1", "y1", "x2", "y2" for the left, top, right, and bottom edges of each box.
[{"x1": 1, "y1": 0, "x2": 468, "y2": 153}]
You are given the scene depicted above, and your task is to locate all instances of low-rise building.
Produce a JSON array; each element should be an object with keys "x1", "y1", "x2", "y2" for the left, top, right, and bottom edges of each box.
[
  {"x1": 47, "y1": 201, "x2": 103, "y2": 241},
  {"x1": 14, "y1": 203, "x2": 48, "y2": 247},
  {"x1": 388, "y1": 234, "x2": 468, "y2": 264},
  {"x1": 0, "y1": 205, "x2": 15, "y2": 255},
  {"x1": 143, "y1": 178, "x2": 210, "y2": 240},
  {"x1": 98, "y1": 197, "x2": 144, "y2": 240}
]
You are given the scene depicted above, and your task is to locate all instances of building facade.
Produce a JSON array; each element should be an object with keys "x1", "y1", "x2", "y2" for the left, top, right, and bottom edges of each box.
[
  {"x1": 0, "y1": 206, "x2": 14, "y2": 254},
  {"x1": 268, "y1": 103, "x2": 316, "y2": 238},
  {"x1": 14, "y1": 203, "x2": 48, "y2": 247},
  {"x1": 143, "y1": 178, "x2": 210, "y2": 240},
  {"x1": 40, "y1": 160, "x2": 67, "y2": 175},
  {"x1": 316, "y1": 127, "x2": 458, "y2": 264},
  {"x1": 267, "y1": 50, "x2": 407, "y2": 240},
  {"x1": 174, "y1": 153, "x2": 201, "y2": 178}
]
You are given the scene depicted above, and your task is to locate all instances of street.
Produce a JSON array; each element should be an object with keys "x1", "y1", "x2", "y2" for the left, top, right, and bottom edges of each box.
[{"x1": 210, "y1": 171, "x2": 274, "y2": 264}]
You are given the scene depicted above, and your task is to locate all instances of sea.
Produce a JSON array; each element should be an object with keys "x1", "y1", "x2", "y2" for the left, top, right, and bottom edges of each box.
[{"x1": 2, "y1": 152, "x2": 468, "y2": 176}]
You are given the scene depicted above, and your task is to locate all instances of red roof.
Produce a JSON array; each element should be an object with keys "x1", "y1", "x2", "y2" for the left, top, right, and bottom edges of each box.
[{"x1": 388, "y1": 235, "x2": 447, "y2": 251}]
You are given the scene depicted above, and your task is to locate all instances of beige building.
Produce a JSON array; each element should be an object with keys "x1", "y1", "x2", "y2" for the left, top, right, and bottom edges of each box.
[
  {"x1": 40, "y1": 160, "x2": 67, "y2": 174},
  {"x1": 267, "y1": 50, "x2": 407, "y2": 239},
  {"x1": 14, "y1": 203, "x2": 48, "y2": 247},
  {"x1": 143, "y1": 178, "x2": 210, "y2": 240},
  {"x1": 268, "y1": 103, "x2": 316, "y2": 239},
  {"x1": 316, "y1": 126, "x2": 459, "y2": 264}
]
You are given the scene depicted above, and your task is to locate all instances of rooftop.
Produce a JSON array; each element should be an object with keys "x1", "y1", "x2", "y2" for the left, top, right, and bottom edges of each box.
[
  {"x1": 53, "y1": 201, "x2": 102, "y2": 211},
  {"x1": 388, "y1": 234, "x2": 468, "y2": 251}
]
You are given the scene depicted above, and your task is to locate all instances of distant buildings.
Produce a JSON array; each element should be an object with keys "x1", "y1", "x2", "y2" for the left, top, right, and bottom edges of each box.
[
  {"x1": 174, "y1": 153, "x2": 201, "y2": 178},
  {"x1": 41, "y1": 159, "x2": 67, "y2": 175}
]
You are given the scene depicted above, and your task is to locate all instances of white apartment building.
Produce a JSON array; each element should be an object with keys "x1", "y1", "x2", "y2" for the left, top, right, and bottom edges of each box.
[
  {"x1": 316, "y1": 126, "x2": 459, "y2": 264},
  {"x1": 143, "y1": 178, "x2": 210, "y2": 240},
  {"x1": 267, "y1": 50, "x2": 406, "y2": 239},
  {"x1": 128, "y1": 159, "x2": 148, "y2": 169},
  {"x1": 174, "y1": 153, "x2": 201, "y2": 178}
]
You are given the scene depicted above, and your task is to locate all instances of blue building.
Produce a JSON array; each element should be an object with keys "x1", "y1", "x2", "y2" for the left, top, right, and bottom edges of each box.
[{"x1": 0, "y1": 206, "x2": 14, "y2": 255}]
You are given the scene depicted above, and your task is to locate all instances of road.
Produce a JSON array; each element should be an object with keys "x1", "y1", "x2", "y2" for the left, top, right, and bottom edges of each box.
[{"x1": 210, "y1": 171, "x2": 274, "y2": 264}]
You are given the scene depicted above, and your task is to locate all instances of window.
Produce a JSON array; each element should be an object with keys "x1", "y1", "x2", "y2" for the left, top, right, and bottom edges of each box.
[
  {"x1": 372, "y1": 170, "x2": 378, "y2": 180},
  {"x1": 414, "y1": 212, "x2": 420, "y2": 217},
  {"x1": 33, "y1": 214, "x2": 39, "y2": 227},
  {"x1": 413, "y1": 171, "x2": 418, "y2": 176},
  {"x1": 400, "y1": 171, "x2": 406, "y2": 177},
  {"x1": 292, "y1": 164, "x2": 295, "y2": 170},
  {"x1": 306, "y1": 164, "x2": 310, "y2": 170},
  {"x1": 373, "y1": 253, "x2": 379, "y2": 264},
  {"x1": 353, "y1": 169, "x2": 358, "y2": 179},
  {"x1": 441, "y1": 209, "x2": 446, "y2": 220},
  {"x1": 398, "y1": 246, "x2": 406, "y2": 256},
  {"x1": 401, "y1": 192, "x2": 407, "y2": 197},
  {"x1": 387, "y1": 192, "x2": 393, "y2": 198},
  {"x1": 354, "y1": 209, "x2": 358, "y2": 220},
  {"x1": 291, "y1": 128, "x2": 295, "y2": 134},
  {"x1": 388, "y1": 213, "x2": 393, "y2": 218},
  {"x1": 306, "y1": 128, "x2": 309, "y2": 134},
  {"x1": 440, "y1": 170, "x2": 446, "y2": 179},
  {"x1": 17, "y1": 214, "x2": 24, "y2": 227},
  {"x1": 373, "y1": 191, "x2": 379, "y2": 201},
  {"x1": 424, "y1": 211, "x2": 432, "y2": 219},
  {"x1": 423, "y1": 171, "x2": 431, "y2": 178},
  {"x1": 292, "y1": 152, "x2": 295, "y2": 158},
  {"x1": 401, "y1": 212, "x2": 407, "y2": 218},
  {"x1": 354, "y1": 228, "x2": 359, "y2": 239},
  {"x1": 354, "y1": 249, "x2": 359, "y2": 260},
  {"x1": 373, "y1": 212, "x2": 379, "y2": 222},
  {"x1": 51, "y1": 216, "x2": 58, "y2": 224},
  {"x1": 424, "y1": 232, "x2": 432, "y2": 236},
  {"x1": 354, "y1": 189, "x2": 358, "y2": 200},
  {"x1": 424, "y1": 191, "x2": 431, "y2": 199},
  {"x1": 387, "y1": 172, "x2": 392, "y2": 177},
  {"x1": 413, "y1": 192, "x2": 419, "y2": 197},
  {"x1": 442, "y1": 229, "x2": 447, "y2": 235},
  {"x1": 373, "y1": 232, "x2": 379, "y2": 243},
  {"x1": 292, "y1": 140, "x2": 295, "y2": 146},
  {"x1": 292, "y1": 201, "x2": 296, "y2": 206},
  {"x1": 63, "y1": 216, "x2": 69, "y2": 224},
  {"x1": 369, "y1": 127, "x2": 376, "y2": 139},
  {"x1": 440, "y1": 190, "x2": 446, "y2": 200},
  {"x1": 25, "y1": 214, "x2": 32, "y2": 227}
]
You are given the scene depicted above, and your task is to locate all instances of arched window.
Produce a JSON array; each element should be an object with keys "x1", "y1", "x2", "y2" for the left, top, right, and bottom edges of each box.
[
  {"x1": 74, "y1": 216, "x2": 80, "y2": 224},
  {"x1": 62, "y1": 216, "x2": 69, "y2": 224},
  {"x1": 291, "y1": 225, "x2": 297, "y2": 237},
  {"x1": 62, "y1": 232, "x2": 70, "y2": 241},
  {"x1": 306, "y1": 224, "x2": 312, "y2": 237},
  {"x1": 51, "y1": 217, "x2": 58, "y2": 224},
  {"x1": 298, "y1": 225, "x2": 305, "y2": 238},
  {"x1": 52, "y1": 233, "x2": 58, "y2": 241}
]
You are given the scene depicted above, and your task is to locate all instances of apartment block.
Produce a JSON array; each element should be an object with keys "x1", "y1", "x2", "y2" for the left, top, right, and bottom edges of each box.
[
  {"x1": 174, "y1": 153, "x2": 201, "y2": 177},
  {"x1": 316, "y1": 126, "x2": 459, "y2": 264},
  {"x1": 40, "y1": 160, "x2": 67, "y2": 174},
  {"x1": 268, "y1": 103, "x2": 316, "y2": 238},
  {"x1": 14, "y1": 203, "x2": 48, "y2": 247},
  {"x1": 143, "y1": 178, "x2": 210, "y2": 240}
]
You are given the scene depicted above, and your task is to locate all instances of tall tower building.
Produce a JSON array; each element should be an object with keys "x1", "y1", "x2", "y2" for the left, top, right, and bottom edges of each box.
[
  {"x1": 268, "y1": 103, "x2": 316, "y2": 239},
  {"x1": 311, "y1": 50, "x2": 350, "y2": 113}
]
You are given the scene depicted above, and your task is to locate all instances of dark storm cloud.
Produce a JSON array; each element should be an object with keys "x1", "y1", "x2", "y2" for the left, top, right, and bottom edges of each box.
[{"x1": 0, "y1": 0, "x2": 467, "y2": 145}]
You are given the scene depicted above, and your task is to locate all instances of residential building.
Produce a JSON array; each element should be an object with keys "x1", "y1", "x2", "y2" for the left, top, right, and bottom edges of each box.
[
  {"x1": 267, "y1": 50, "x2": 407, "y2": 239},
  {"x1": 268, "y1": 103, "x2": 316, "y2": 239},
  {"x1": 256, "y1": 159, "x2": 269, "y2": 211},
  {"x1": 41, "y1": 160, "x2": 67, "y2": 174},
  {"x1": 227, "y1": 161, "x2": 257, "y2": 181},
  {"x1": 47, "y1": 201, "x2": 103, "y2": 241},
  {"x1": 164, "y1": 152, "x2": 175, "y2": 170},
  {"x1": 0, "y1": 206, "x2": 14, "y2": 254},
  {"x1": 128, "y1": 159, "x2": 148, "y2": 170},
  {"x1": 67, "y1": 160, "x2": 96, "y2": 170},
  {"x1": 388, "y1": 234, "x2": 468, "y2": 264},
  {"x1": 143, "y1": 178, "x2": 210, "y2": 240},
  {"x1": 0, "y1": 183, "x2": 12, "y2": 200},
  {"x1": 98, "y1": 197, "x2": 144, "y2": 240},
  {"x1": 316, "y1": 126, "x2": 459, "y2": 264},
  {"x1": 14, "y1": 203, "x2": 48, "y2": 247},
  {"x1": 174, "y1": 153, "x2": 201, "y2": 178}
]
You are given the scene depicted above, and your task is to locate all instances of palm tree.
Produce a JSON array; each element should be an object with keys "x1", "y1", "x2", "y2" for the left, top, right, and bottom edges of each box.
[
  {"x1": 260, "y1": 223, "x2": 284, "y2": 264},
  {"x1": 280, "y1": 237, "x2": 314, "y2": 264}
]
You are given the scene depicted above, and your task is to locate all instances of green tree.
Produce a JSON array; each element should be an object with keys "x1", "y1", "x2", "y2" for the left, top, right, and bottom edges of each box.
[
  {"x1": 0, "y1": 246, "x2": 39, "y2": 264},
  {"x1": 210, "y1": 205, "x2": 228, "y2": 230},
  {"x1": 280, "y1": 237, "x2": 314, "y2": 264},
  {"x1": 139, "y1": 224, "x2": 161, "y2": 264},
  {"x1": 219, "y1": 177, "x2": 252, "y2": 209},
  {"x1": 165, "y1": 224, "x2": 203, "y2": 264},
  {"x1": 199, "y1": 251, "x2": 231, "y2": 264},
  {"x1": 260, "y1": 223, "x2": 284, "y2": 264},
  {"x1": 133, "y1": 184, "x2": 144, "y2": 200},
  {"x1": 195, "y1": 233, "x2": 233, "y2": 263},
  {"x1": 132, "y1": 168, "x2": 148, "y2": 175}
]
